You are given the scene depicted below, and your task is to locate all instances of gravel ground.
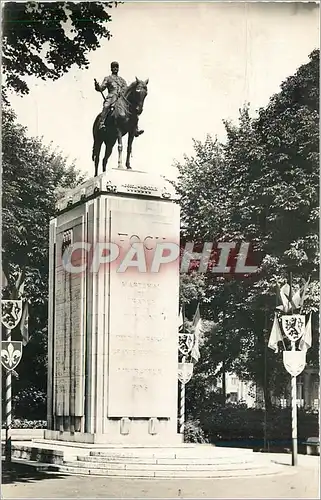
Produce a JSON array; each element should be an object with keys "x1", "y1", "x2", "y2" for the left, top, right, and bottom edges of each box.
[{"x1": 1, "y1": 454, "x2": 319, "y2": 499}]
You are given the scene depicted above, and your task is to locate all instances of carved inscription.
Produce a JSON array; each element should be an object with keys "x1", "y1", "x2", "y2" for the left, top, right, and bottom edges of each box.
[
  {"x1": 107, "y1": 206, "x2": 179, "y2": 418},
  {"x1": 54, "y1": 222, "x2": 85, "y2": 418}
]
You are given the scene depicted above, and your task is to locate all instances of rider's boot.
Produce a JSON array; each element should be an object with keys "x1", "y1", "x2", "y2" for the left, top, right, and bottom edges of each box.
[
  {"x1": 99, "y1": 107, "x2": 109, "y2": 130},
  {"x1": 134, "y1": 128, "x2": 144, "y2": 137}
]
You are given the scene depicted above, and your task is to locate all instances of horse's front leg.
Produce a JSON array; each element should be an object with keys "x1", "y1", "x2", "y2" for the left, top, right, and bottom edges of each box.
[
  {"x1": 93, "y1": 136, "x2": 102, "y2": 177},
  {"x1": 117, "y1": 130, "x2": 123, "y2": 169},
  {"x1": 103, "y1": 137, "x2": 116, "y2": 172},
  {"x1": 126, "y1": 130, "x2": 135, "y2": 169},
  {"x1": 102, "y1": 147, "x2": 108, "y2": 173}
]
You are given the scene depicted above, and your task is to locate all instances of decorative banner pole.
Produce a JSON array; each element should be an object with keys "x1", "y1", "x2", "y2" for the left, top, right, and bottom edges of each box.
[
  {"x1": 282, "y1": 342, "x2": 307, "y2": 466},
  {"x1": 268, "y1": 277, "x2": 312, "y2": 467},
  {"x1": 291, "y1": 341, "x2": 298, "y2": 466},
  {"x1": 178, "y1": 356, "x2": 193, "y2": 434},
  {"x1": 177, "y1": 304, "x2": 202, "y2": 437},
  {"x1": 179, "y1": 356, "x2": 186, "y2": 434},
  {"x1": 5, "y1": 328, "x2": 12, "y2": 464},
  {"x1": 179, "y1": 383, "x2": 185, "y2": 434},
  {"x1": 1, "y1": 299, "x2": 24, "y2": 465},
  {"x1": 290, "y1": 273, "x2": 297, "y2": 466}
]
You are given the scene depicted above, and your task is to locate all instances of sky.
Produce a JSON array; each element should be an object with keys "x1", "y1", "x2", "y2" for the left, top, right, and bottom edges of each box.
[{"x1": 8, "y1": 2, "x2": 320, "y2": 180}]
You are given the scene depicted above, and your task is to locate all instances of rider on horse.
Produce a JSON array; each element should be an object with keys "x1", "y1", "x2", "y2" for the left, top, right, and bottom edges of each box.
[{"x1": 95, "y1": 61, "x2": 144, "y2": 137}]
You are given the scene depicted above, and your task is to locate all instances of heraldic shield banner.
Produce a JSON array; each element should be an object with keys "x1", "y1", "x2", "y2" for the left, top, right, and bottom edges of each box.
[
  {"x1": 281, "y1": 314, "x2": 305, "y2": 342},
  {"x1": 178, "y1": 333, "x2": 194, "y2": 356},
  {"x1": 1, "y1": 300, "x2": 23, "y2": 330},
  {"x1": 178, "y1": 362, "x2": 193, "y2": 384},
  {"x1": 1, "y1": 341, "x2": 23, "y2": 371},
  {"x1": 283, "y1": 350, "x2": 306, "y2": 377}
]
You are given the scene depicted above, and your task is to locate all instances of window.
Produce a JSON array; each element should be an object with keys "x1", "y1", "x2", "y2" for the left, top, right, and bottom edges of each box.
[{"x1": 229, "y1": 392, "x2": 238, "y2": 403}]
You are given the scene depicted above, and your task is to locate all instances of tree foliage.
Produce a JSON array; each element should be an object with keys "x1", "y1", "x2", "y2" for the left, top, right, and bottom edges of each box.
[
  {"x1": 176, "y1": 50, "x2": 319, "y2": 409},
  {"x1": 2, "y1": 103, "x2": 84, "y2": 408},
  {"x1": 2, "y1": 1, "x2": 117, "y2": 95},
  {"x1": 2, "y1": 103, "x2": 83, "y2": 300}
]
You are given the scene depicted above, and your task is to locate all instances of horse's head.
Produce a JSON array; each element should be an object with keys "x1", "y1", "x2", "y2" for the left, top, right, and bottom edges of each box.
[{"x1": 129, "y1": 77, "x2": 149, "y2": 115}]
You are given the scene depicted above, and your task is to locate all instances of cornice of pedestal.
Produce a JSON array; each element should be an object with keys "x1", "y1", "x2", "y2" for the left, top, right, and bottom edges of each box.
[{"x1": 56, "y1": 169, "x2": 178, "y2": 213}]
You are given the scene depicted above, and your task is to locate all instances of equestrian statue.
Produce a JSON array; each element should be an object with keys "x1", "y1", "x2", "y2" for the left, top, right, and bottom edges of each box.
[{"x1": 92, "y1": 61, "x2": 148, "y2": 176}]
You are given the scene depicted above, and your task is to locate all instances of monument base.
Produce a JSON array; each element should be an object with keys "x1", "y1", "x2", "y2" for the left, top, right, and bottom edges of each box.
[
  {"x1": 47, "y1": 169, "x2": 180, "y2": 447},
  {"x1": 44, "y1": 429, "x2": 183, "y2": 445},
  {"x1": 8, "y1": 440, "x2": 286, "y2": 478}
]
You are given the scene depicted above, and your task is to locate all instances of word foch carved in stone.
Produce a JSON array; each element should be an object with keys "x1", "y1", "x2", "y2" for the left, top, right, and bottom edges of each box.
[{"x1": 61, "y1": 241, "x2": 259, "y2": 275}]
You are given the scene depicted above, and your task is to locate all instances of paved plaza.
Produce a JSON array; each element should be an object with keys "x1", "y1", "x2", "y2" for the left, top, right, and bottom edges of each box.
[{"x1": 1, "y1": 454, "x2": 319, "y2": 499}]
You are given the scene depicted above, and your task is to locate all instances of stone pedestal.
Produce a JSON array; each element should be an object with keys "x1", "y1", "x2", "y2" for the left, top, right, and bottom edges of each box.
[{"x1": 46, "y1": 169, "x2": 181, "y2": 445}]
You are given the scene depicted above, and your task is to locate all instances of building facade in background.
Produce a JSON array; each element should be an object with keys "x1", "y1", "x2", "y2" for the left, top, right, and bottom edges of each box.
[{"x1": 216, "y1": 368, "x2": 319, "y2": 410}]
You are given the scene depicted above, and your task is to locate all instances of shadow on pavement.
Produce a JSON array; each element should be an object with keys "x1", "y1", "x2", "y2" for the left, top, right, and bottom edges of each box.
[{"x1": 2, "y1": 461, "x2": 67, "y2": 485}]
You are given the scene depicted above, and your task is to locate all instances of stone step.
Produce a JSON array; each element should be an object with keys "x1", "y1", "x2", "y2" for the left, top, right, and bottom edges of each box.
[
  {"x1": 57, "y1": 463, "x2": 284, "y2": 478},
  {"x1": 89, "y1": 449, "x2": 253, "y2": 459},
  {"x1": 33, "y1": 439, "x2": 196, "y2": 450},
  {"x1": 63, "y1": 460, "x2": 266, "y2": 471},
  {"x1": 77, "y1": 455, "x2": 255, "y2": 465},
  {"x1": 9, "y1": 457, "x2": 60, "y2": 472}
]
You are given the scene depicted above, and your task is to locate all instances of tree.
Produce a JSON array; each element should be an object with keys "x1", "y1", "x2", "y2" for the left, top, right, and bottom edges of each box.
[
  {"x1": 2, "y1": 103, "x2": 84, "y2": 416},
  {"x1": 175, "y1": 49, "x2": 319, "y2": 411},
  {"x1": 2, "y1": 1, "x2": 118, "y2": 95},
  {"x1": 2, "y1": 103, "x2": 83, "y2": 298}
]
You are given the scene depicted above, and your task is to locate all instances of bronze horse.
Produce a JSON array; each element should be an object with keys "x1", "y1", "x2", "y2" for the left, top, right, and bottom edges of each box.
[{"x1": 92, "y1": 78, "x2": 148, "y2": 176}]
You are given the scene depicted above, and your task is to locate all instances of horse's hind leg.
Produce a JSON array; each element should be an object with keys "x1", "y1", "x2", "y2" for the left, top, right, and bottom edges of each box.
[
  {"x1": 126, "y1": 131, "x2": 135, "y2": 169},
  {"x1": 117, "y1": 130, "x2": 123, "y2": 169}
]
